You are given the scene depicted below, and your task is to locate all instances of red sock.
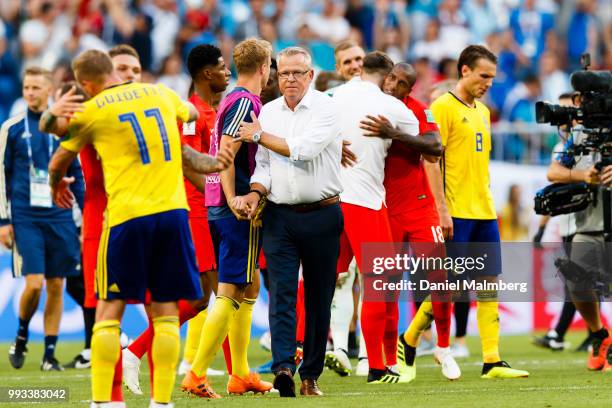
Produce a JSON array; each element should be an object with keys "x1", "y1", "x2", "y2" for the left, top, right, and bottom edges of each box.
[
  {"x1": 129, "y1": 301, "x2": 198, "y2": 361},
  {"x1": 361, "y1": 301, "x2": 387, "y2": 370},
  {"x1": 111, "y1": 349, "x2": 123, "y2": 402},
  {"x1": 432, "y1": 301, "x2": 452, "y2": 348},
  {"x1": 128, "y1": 318, "x2": 153, "y2": 359},
  {"x1": 178, "y1": 300, "x2": 199, "y2": 323},
  {"x1": 296, "y1": 279, "x2": 305, "y2": 344},
  {"x1": 147, "y1": 331, "x2": 154, "y2": 398},
  {"x1": 222, "y1": 337, "x2": 232, "y2": 375},
  {"x1": 383, "y1": 301, "x2": 399, "y2": 366}
]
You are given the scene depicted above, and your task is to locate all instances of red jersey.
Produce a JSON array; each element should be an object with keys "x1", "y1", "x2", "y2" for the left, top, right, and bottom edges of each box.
[
  {"x1": 80, "y1": 144, "x2": 107, "y2": 240},
  {"x1": 180, "y1": 93, "x2": 216, "y2": 218},
  {"x1": 384, "y1": 96, "x2": 438, "y2": 216}
]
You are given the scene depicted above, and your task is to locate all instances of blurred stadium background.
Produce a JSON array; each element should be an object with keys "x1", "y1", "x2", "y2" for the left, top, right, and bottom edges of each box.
[{"x1": 0, "y1": 0, "x2": 611, "y2": 342}]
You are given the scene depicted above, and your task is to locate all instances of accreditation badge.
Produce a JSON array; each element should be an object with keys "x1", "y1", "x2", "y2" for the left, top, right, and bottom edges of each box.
[{"x1": 29, "y1": 166, "x2": 53, "y2": 208}]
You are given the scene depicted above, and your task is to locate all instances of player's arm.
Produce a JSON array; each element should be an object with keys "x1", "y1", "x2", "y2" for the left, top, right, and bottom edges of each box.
[
  {"x1": 186, "y1": 102, "x2": 199, "y2": 123},
  {"x1": 360, "y1": 114, "x2": 442, "y2": 158},
  {"x1": 49, "y1": 112, "x2": 91, "y2": 208},
  {"x1": 424, "y1": 160, "x2": 453, "y2": 240},
  {"x1": 181, "y1": 144, "x2": 232, "y2": 176},
  {"x1": 234, "y1": 147, "x2": 271, "y2": 219},
  {"x1": 48, "y1": 146, "x2": 79, "y2": 209},
  {"x1": 66, "y1": 154, "x2": 86, "y2": 211},
  {"x1": 39, "y1": 87, "x2": 84, "y2": 136},
  {"x1": 428, "y1": 99, "x2": 453, "y2": 239},
  {"x1": 219, "y1": 134, "x2": 244, "y2": 219},
  {"x1": 159, "y1": 83, "x2": 199, "y2": 123}
]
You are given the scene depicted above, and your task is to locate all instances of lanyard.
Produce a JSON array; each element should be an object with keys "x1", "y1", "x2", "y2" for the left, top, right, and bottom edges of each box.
[{"x1": 23, "y1": 111, "x2": 54, "y2": 168}]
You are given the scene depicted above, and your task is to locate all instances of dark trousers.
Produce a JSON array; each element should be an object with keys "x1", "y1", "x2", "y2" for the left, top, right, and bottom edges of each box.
[{"x1": 263, "y1": 201, "x2": 343, "y2": 380}]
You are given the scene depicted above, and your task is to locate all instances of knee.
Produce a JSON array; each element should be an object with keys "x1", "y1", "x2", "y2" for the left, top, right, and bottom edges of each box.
[
  {"x1": 25, "y1": 276, "x2": 44, "y2": 294},
  {"x1": 245, "y1": 281, "x2": 260, "y2": 299},
  {"x1": 45, "y1": 279, "x2": 64, "y2": 297}
]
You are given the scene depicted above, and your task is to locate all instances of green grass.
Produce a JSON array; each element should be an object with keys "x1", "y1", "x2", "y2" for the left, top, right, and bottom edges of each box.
[{"x1": 1, "y1": 333, "x2": 611, "y2": 407}]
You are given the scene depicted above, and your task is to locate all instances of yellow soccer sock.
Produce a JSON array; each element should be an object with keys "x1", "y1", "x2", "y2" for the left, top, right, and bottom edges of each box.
[
  {"x1": 477, "y1": 291, "x2": 501, "y2": 363},
  {"x1": 184, "y1": 308, "x2": 208, "y2": 364},
  {"x1": 191, "y1": 296, "x2": 239, "y2": 377},
  {"x1": 152, "y1": 316, "x2": 180, "y2": 404},
  {"x1": 228, "y1": 298, "x2": 256, "y2": 378},
  {"x1": 91, "y1": 320, "x2": 120, "y2": 402},
  {"x1": 403, "y1": 301, "x2": 434, "y2": 347}
]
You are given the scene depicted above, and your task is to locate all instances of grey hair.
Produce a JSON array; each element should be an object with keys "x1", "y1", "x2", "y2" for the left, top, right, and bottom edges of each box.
[{"x1": 277, "y1": 47, "x2": 313, "y2": 69}]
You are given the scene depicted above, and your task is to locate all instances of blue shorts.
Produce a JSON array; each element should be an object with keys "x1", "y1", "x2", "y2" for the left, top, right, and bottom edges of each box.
[
  {"x1": 97, "y1": 209, "x2": 202, "y2": 303},
  {"x1": 209, "y1": 216, "x2": 261, "y2": 285},
  {"x1": 448, "y1": 218, "x2": 502, "y2": 278},
  {"x1": 13, "y1": 221, "x2": 80, "y2": 279}
]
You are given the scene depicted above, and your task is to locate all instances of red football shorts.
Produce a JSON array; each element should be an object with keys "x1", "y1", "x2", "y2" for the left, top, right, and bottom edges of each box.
[
  {"x1": 388, "y1": 208, "x2": 443, "y2": 243},
  {"x1": 389, "y1": 208, "x2": 448, "y2": 296},
  {"x1": 189, "y1": 217, "x2": 216, "y2": 273},
  {"x1": 337, "y1": 202, "x2": 394, "y2": 274},
  {"x1": 82, "y1": 237, "x2": 99, "y2": 308}
]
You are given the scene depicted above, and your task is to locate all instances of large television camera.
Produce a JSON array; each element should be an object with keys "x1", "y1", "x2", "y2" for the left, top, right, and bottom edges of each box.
[
  {"x1": 535, "y1": 70, "x2": 612, "y2": 129},
  {"x1": 534, "y1": 55, "x2": 611, "y2": 218}
]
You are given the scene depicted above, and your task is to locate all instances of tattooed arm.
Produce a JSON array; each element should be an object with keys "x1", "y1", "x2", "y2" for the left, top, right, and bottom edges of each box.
[
  {"x1": 39, "y1": 87, "x2": 84, "y2": 136},
  {"x1": 181, "y1": 144, "x2": 234, "y2": 175}
]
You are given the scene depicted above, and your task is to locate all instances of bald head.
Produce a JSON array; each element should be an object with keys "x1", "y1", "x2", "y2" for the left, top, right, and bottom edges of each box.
[{"x1": 383, "y1": 63, "x2": 417, "y2": 100}]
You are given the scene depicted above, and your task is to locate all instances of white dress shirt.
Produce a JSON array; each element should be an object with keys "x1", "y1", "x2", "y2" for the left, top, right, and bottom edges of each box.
[
  {"x1": 333, "y1": 78, "x2": 420, "y2": 210},
  {"x1": 251, "y1": 88, "x2": 343, "y2": 205}
]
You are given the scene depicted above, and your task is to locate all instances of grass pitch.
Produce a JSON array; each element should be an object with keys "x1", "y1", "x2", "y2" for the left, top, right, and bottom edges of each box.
[{"x1": 1, "y1": 333, "x2": 611, "y2": 408}]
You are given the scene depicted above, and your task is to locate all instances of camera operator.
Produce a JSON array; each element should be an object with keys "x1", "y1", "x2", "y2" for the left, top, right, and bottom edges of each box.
[
  {"x1": 533, "y1": 93, "x2": 595, "y2": 352},
  {"x1": 546, "y1": 95, "x2": 612, "y2": 371}
]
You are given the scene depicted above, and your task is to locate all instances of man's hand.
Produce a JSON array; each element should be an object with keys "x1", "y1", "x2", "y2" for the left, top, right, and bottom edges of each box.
[
  {"x1": 439, "y1": 209, "x2": 453, "y2": 240},
  {"x1": 601, "y1": 165, "x2": 612, "y2": 187},
  {"x1": 0, "y1": 225, "x2": 14, "y2": 249},
  {"x1": 341, "y1": 139, "x2": 357, "y2": 167},
  {"x1": 50, "y1": 86, "x2": 84, "y2": 119},
  {"x1": 583, "y1": 166, "x2": 600, "y2": 185},
  {"x1": 235, "y1": 111, "x2": 262, "y2": 144},
  {"x1": 51, "y1": 176, "x2": 76, "y2": 209},
  {"x1": 231, "y1": 192, "x2": 261, "y2": 220},
  {"x1": 359, "y1": 114, "x2": 396, "y2": 139}
]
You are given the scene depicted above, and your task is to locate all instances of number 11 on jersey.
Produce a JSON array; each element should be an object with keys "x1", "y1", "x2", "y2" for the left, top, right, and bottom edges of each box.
[{"x1": 119, "y1": 108, "x2": 171, "y2": 164}]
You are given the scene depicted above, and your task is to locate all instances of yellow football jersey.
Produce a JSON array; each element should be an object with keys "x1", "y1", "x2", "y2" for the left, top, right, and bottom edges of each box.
[
  {"x1": 62, "y1": 82, "x2": 191, "y2": 227},
  {"x1": 430, "y1": 92, "x2": 496, "y2": 220}
]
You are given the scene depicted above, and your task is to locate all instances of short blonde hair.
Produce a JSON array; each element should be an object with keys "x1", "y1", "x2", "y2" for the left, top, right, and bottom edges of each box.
[
  {"x1": 233, "y1": 38, "x2": 272, "y2": 75},
  {"x1": 334, "y1": 40, "x2": 359, "y2": 57},
  {"x1": 23, "y1": 66, "x2": 53, "y2": 83},
  {"x1": 71, "y1": 49, "x2": 114, "y2": 83}
]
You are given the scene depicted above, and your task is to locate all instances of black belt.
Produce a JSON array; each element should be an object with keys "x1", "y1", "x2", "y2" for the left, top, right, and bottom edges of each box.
[{"x1": 275, "y1": 195, "x2": 340, "y2": 213}]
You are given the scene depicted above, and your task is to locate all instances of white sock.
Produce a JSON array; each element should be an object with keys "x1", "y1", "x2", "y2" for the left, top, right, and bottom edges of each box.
[
  {"x1": 331, "y1": 260, "x2": 356, "y2": 352},
  {"x1": 81, "y1": 348, "x2": 91, "y2": 360}
]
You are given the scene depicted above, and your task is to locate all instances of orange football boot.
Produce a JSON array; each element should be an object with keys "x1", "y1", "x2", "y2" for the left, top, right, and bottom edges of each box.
[
  {"x1": 227, "y1": 372, "x2": 273, "y2": 395},
  {"x1": 602, "y1": 337, "x2": 612, "y2": 373},
  {"x1": 588, "y1": 334, "x2": 612, "y2": 371},
  {"x1": 181, "y1": 370, "x2": 221, "y2": 399}
]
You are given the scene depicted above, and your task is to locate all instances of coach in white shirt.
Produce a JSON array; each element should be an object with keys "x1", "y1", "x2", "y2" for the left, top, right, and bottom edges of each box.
[
  {"x1": 232, "y1": 47, "x2": 343, "y2": 397},
  {"x1": 333, "y1": 51, "x2": 420, "y2": 384}
]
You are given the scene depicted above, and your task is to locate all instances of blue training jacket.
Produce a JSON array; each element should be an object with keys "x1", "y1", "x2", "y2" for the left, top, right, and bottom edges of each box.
[{"x1": 0, "y1": 109, "x2": 84, "y2": 225}]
